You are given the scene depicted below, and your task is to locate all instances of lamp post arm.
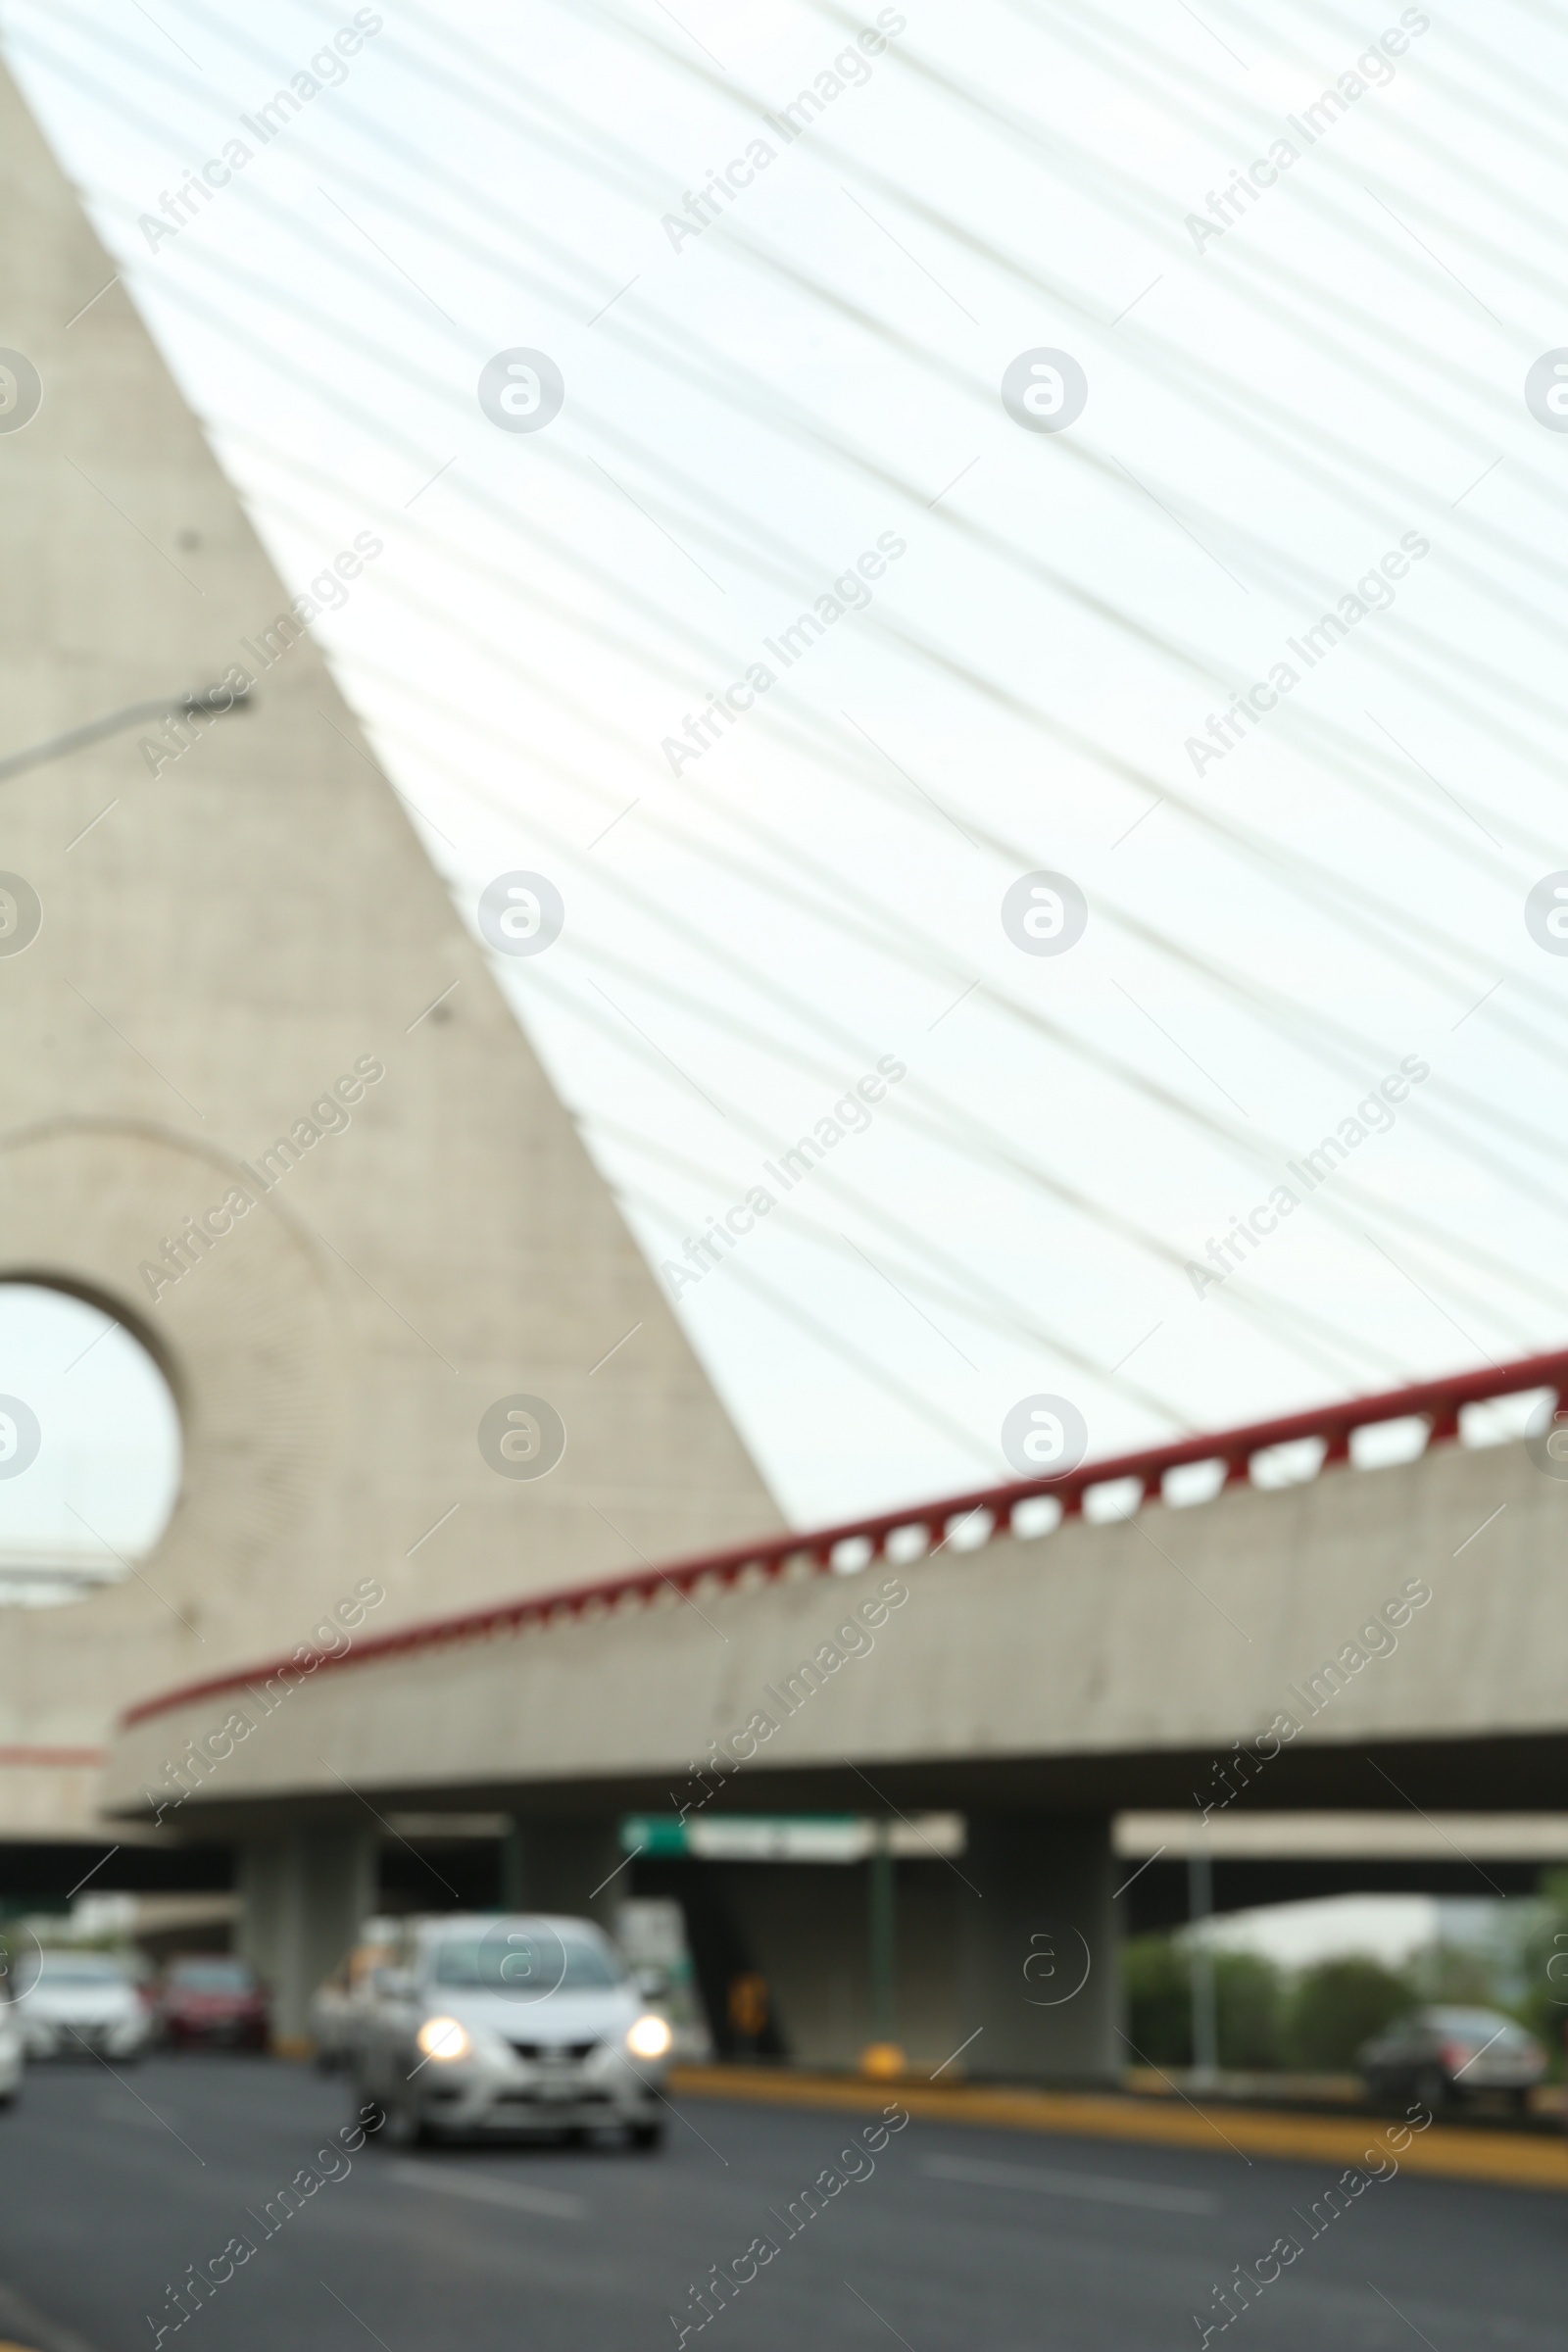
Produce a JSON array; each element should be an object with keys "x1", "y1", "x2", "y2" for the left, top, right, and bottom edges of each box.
[{"x1": 0, "y1": 686, "x2": 251, "y2": 784}]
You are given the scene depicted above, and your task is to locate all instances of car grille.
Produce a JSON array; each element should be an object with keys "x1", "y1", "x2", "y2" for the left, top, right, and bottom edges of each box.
[
  {"x1": 508, "y1": 2038, "x2": 600, "y2": 2060},
  {"x1": 53, "y1": 2026, "x2": 114, "y2": 2053},
  {"x1": 496, "y1": 2087, "x2": 613, "y2": 2105}
]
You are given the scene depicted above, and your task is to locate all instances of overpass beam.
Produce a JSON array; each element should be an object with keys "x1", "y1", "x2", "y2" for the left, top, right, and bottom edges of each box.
[
  {"x1": 960, "y1": 1812, "x2": 1119, "y2": 2086},
  {"x1": 237, "y1": 1827, "x2": 377, "y2": 2055}
]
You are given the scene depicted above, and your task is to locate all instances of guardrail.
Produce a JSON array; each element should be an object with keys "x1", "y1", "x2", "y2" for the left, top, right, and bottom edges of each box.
[{"x1": 122, "y1": 1348, "x2": 1568, "y2": 1730}]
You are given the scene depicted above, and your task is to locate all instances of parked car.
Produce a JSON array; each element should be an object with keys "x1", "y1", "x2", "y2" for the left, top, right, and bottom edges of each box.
[
  {"x1": 1359, "y1": 2006, "x2": 1546, "y2": 2115},
  {"x1": 353, "y1": 1913, "x2": 672, "y2": 2149},
  {"x1": 16, "y1": 1951, "x2": 149, "y2": 2062},
  {"x1": 310, "y1": 1938, "x2": 394, "y2": 2071},
  {"x1": 156, "y1": 1955, "x2": 270, "y2": 2051},
  {"x1": 0, "y1": 1989, "x2": 23, "y2": 2103}
]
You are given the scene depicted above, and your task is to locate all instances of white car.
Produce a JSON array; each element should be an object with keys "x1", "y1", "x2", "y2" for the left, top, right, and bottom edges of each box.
[
  {"x1": 0, "y1": 1995, "x2": 22, "y2": 2102},
  {"x1": 16, "y1": 1951, "x2": 150, "y2": 2062},
  {"x1": 354, "y1": 1914, "x2": 672, "y2": 2149}
]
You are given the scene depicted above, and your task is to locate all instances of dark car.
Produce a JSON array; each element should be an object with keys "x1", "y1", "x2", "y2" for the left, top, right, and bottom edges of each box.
[
  {"x1": 1358, "y1": 2005, "x2": 1545, "y2": 2116},
  {"x1": 157, "y1": 1956, "x2": 270, "y2": 2051}
]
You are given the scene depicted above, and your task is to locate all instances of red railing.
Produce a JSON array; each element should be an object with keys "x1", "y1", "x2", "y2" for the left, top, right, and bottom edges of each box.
[{"x1": 122, "y1": 1348, "x2": 1568, "y2": 1731}]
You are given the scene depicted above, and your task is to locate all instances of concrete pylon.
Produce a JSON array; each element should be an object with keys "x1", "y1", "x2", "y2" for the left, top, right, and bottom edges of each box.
[
  {"x1": 0, "y1": 62, "x2": 780, "y2": 1840},
  {"x1": 238, "y1": 1829, "x2": 378, "y2": 2052},
  {"x1": 502, "y1": 1818, "x2": 625, "y2": 1934},
  {"x1": 960, "y1": 1815, "x2": 1120, "y2": 2084}
]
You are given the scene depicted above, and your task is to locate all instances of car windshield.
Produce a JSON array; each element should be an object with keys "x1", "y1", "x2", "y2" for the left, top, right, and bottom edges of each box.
[
  {"x1": 429, "y1": 1933, "x2": 622, "y2": 1991},
  {"x1": 171, "y1": 1962, "x2": 254, "y2": 1993},
  {"x1": 1431, "y1": 2008, "x2": 1523, "y2": 2042},
  {"x1": 33, "y1": 1956, "x2": 131, "y2": 1985}
]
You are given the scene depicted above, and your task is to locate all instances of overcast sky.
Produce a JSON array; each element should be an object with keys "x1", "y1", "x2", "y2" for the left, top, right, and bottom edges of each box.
[{"x1": 5, "y1": 0, "x2": 1568, "y2": 1543}]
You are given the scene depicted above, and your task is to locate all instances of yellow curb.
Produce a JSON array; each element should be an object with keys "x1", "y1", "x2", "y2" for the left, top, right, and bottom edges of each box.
[{"x1": 666, "y1": 2066, "x2": 1568, "y2": 2193}]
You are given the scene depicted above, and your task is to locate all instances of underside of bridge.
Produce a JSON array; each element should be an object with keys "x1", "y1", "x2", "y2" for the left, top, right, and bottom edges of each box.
[
  {"x1": 96, "y1": 1725, "x2": 1568, "y2": 2079},
  {"x1": 127, "y1": 1728, "x2": 1568, "y2": 1831},
  {"x1": 3, "y1": 1809, "x2": 1553, "y2": 2077},
  {"x1": 96, "y1": 1415, "x2": 1568, "y2": 2075}
]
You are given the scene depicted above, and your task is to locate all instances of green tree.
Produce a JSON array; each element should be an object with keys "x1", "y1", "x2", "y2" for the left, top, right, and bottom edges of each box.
[
  {"x1": 1122, "y1": 1933, "x2": 1191, "y2": 2066},
  {"x1": 1121, "y1": 1937, "x2": 1284, "y2": 2071},
  {"x1": 1415, "y1": 1942, "x2": 1498, "y2": 2007},
  {"x1": 1214, "y1": 1951, "x2": 1283, "y2": 2071},
  {"x1": 1286, "y1": 1957, "x2": 1414, "y2": 2072},
  {"x1": 1516, "y1": 1870, "x2": 1568, "y2": 2074}
]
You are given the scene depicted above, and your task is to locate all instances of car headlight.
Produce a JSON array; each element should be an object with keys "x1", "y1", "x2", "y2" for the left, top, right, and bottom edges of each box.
[
  {"x1": 626, "y1": 2013, "x2": 672, "y2": 2060},
  {"x1": 416, "y1": 2016, "x2": 471, "y2": 2063}
]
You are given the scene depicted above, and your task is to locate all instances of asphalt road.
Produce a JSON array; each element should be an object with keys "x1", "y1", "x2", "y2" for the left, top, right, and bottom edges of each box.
[{"x1": 0, "y1": 2054, "x2": 1557, "y2": 2350}]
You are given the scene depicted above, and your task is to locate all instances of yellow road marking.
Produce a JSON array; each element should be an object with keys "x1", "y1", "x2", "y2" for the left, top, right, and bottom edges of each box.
[{"x1": 666, "y1": 2065, "x2": 1568, "y2": 2192}]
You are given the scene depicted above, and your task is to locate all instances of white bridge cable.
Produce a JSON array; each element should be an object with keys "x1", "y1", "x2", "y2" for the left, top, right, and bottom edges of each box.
[
  {"x1": 32, "y1": 2, "x2": 1568, "y2": 904},
  {"x1": 39, "y1": 200, "x2": 1568, "y2": 1307},
  {"x1": 1209, "y1": 0, "x2": 1568, "y2": 172},
  {"x1": 514, "y1": 956, "x2": 1389, "y2": 1398},
  {"x1": 14, "y1": 7, "x2": 1564, "y2": 1450},
  {"x1": 230, "y1": 426, "x2": 1568, "y2": 951},
  {"x1": 356, "y1": 13, "x2": 1568, "y2": 666},
  {"x1": 989, "y1": 0, "x2": 1568, "y2": 302},
  {"x1": 334, "y1": 683, "x2": 1407, "y2": 1392},
  {"x1": 191, "y1": 257, "x2": 1568, "y2": 845},
  {"x1": 202, "y1": 449, "x2": 1568, "y2": 1297},
  {"x1": 545, "y1": 0, "x2": 1568, "y2": 584},
  {"x1": 602, "y1": 1178, "x2": 1197, "y2": 1426},
  {"x1": 329, "y1": 0, "x2": 1568, "y2": 724},
  {"x1": 336, "y1": 662, "x2": 1556, "y2": 1371},
  {"x1": 74, "y1": 236, "x2": 1568, "y2": 1086},
  {"x1": 608, "y1": 1177, "x2": 1020, "y2": 1476},
  {"x1": 526, "y1": 927, "x2": 1544, "y2": 1363},
  {"x1": 1498, "y1": 0, "x2": 1568, "y2": 68},
  {"x1": 74, "y1": 43, "x2": 1568, "y2": 895},
  {"x1": 15, "y1": 59, "x2": 1275, "y2": 741},
  {"x1": 205, "y1": 433, "x2": 1568, "y2": 1192},
  {"x1": 57, "y1": 0, "x2": 1568, "y2": 672},
  {"x1": 211, "y1": 434, "x2": 1568, "y2": 1010},
  {"x1": 581, "y1": 1114, "x2": 1201, "y2": 1427}
]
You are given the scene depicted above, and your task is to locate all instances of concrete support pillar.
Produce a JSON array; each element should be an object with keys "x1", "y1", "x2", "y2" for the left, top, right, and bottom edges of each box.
[
  {"x1": 505, "y1": 1816, "x2": 623, "y2": 1933},
  {"x1": 959, "y1": 1812, "x2": 1119, "y2": 2085},
  {"x1": 237, "y1": 1826, "x2": 377, "y2": 2054}
]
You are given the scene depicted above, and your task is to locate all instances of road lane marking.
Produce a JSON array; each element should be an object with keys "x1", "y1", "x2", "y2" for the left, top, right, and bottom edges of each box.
[
  {"x1": 922, "y1": 2151, "x2": 1218, "y2": 2214},
  {"x1": 390, "y1": 2161, "x2": 586, "y2": 2221},
  {"x1": 96, "y1": 2097, "x2": 178, "y2": 2130}
]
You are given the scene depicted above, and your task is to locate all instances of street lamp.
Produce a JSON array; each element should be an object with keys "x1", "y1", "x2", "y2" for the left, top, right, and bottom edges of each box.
[{"x1": 0, "y1": 686, "x2": 251, "y2": 785}]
